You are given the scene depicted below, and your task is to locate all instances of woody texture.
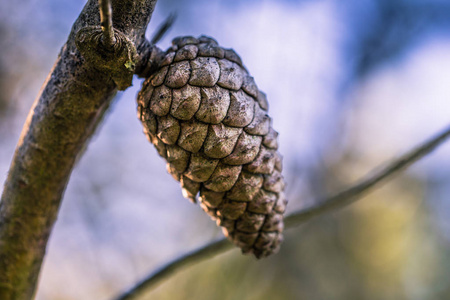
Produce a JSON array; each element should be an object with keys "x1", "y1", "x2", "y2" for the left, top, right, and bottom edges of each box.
[{"x1": 137, "y1": 36, "x2": 287, "y2": 258}]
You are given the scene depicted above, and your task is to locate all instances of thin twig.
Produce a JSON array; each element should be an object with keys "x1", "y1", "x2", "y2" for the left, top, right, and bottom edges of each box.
[
  {"x1": 99, "y1": 0, "x2": 116, "y2": 47},
  {"x1": 112, "y1": 124, "x2": 450, "y2": 300},
  {"x1": 151, "y1": 13, "x2": 177, "y2": 44}
]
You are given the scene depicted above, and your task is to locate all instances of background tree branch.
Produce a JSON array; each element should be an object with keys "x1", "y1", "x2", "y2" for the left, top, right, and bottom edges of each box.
[
  {"x1": 0, "y1": 1, "x2": 157, "y2": 299},
  {"x1": 113, "y1": 124, "x2": 450, "y2": 300}
]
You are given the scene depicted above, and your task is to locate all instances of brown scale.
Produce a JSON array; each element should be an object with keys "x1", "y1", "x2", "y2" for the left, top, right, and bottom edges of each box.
[{"x1": 137, "y1": 35, "x2": 287, "y2": 258}]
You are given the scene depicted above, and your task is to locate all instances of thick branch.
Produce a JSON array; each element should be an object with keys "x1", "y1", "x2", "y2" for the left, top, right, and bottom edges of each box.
[
  {"x1": 0, "y1": 1, "x2": 157, "y2": 299},
  {"x1": 113, "y1": 124, "x2": 450, "y2": 300}
]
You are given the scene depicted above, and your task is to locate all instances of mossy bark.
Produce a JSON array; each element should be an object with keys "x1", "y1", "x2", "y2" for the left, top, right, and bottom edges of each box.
[{"x1": 0, "y1": 1, "x2": 157, "y2": 299}]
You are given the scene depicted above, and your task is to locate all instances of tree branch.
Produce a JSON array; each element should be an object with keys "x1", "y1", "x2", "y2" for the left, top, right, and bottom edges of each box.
[
  {"x1": 114, "y1": 239, "x2": 233, "y2": 300},
  {"x1": 285, "y1": 124, "x2": 450, "y2": 227},
  {"x1": 0, "y1": 1, "x2": 157, "y2": 299},
  {"x1": 113, "y1": 124, "x2": 450, "y2": 300}
]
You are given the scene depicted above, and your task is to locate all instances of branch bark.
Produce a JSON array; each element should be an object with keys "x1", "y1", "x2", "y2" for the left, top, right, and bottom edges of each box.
[
  {"x1": 0, "y1": 1, "x2": 157, "y2": 299},
  {"x1": 113, "y1": 124, "x2": 450, "y2": 300}
]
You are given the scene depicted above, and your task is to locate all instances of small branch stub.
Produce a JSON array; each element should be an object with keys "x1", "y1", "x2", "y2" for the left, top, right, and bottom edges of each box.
[
  {"x1": 75, "y1": 26, "x2": 137, "y2": 90},
  {"x1": 99, "y1": 0, "x2": 116, "y2": 48}
]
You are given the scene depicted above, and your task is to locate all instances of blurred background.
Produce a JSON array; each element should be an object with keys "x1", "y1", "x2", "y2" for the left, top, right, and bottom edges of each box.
[{"x1": 1, "y1": 0, "x2": 450, "y2": 299}]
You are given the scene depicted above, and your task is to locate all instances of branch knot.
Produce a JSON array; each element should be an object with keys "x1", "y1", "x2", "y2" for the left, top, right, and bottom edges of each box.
[{"x1": 75, "y1": 26, "x2": 137, "y2": 90}]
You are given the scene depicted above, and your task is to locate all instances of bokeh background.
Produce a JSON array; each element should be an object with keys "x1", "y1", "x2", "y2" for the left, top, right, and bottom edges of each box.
[{"x1": 1, "y1": 0, "x2": 450, "y2": 299}]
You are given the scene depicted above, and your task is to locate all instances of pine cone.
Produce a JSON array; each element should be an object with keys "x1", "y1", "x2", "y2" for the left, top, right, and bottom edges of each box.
[{"x1": 137, "y1": 36, "x2": 287, "y2": 258}]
